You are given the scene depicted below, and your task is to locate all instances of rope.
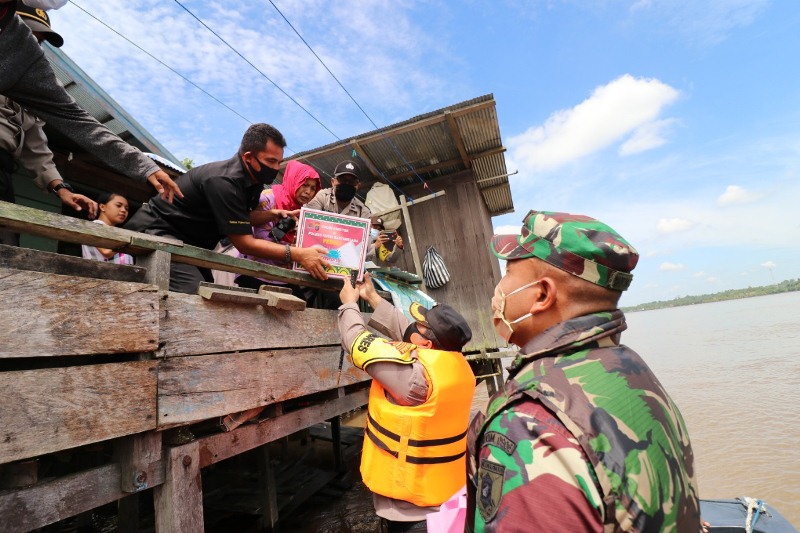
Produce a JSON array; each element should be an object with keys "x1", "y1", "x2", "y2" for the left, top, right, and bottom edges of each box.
[{"x1": 741, "y1": 496, "x2": 765, "y2": 533}]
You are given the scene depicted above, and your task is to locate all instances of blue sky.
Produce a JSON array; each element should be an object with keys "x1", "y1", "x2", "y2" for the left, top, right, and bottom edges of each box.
[{"x1": 51, "y1": 0, "x2": 799, "y2": 306}]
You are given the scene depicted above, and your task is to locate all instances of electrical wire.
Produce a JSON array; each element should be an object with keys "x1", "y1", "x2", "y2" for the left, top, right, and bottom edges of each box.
[{"x1": 266, "y1": 0, "x2": 429, "y2": 189}]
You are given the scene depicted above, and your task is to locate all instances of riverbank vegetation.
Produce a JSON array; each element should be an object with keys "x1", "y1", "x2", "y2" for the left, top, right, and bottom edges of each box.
[{"x1": 623, "y1": 278, "x2": 800, "y2": 312}]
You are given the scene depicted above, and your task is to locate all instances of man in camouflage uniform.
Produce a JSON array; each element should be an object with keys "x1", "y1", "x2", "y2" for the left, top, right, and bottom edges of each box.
[{"x1": 467, "y1": 210, "x2": 701, "y2": 532}]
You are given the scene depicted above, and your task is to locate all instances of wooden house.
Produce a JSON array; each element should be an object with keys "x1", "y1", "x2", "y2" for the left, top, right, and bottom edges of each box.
[{"x1": 0, "y1": 46, "x2": 516, "y2": 531}]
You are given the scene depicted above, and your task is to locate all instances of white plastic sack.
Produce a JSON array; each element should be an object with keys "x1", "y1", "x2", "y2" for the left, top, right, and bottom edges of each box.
[{"x1": 364, "y1": 182, "x2": 402, "y2": 231}]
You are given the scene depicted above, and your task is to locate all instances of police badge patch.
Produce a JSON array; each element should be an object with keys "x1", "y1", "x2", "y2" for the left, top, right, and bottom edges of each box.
[{"x1": 477, "y1": 459, "x2": 505, "y2": 521}]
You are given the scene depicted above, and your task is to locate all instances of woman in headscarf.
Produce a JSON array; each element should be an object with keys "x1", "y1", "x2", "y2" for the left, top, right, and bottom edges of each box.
[{"x1": 236, "y1": 160, "x2": 321, "y2": 296}]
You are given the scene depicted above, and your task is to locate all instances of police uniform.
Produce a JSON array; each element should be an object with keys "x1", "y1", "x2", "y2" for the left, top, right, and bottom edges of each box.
[
  {"x1": 305, "y1": 187, "x2": 371, "y2": 219},
  {"x1": 338, "y1": 298, "x2": 475, "y2": 530},
  {"x1": 125, "y1": 154, "x2": 262, "y2": 293}
]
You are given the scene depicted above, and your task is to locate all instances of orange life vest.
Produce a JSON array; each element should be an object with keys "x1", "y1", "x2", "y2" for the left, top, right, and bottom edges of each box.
[{"x1": 360, "y1": 348, "x2": 475, "y2": 507}]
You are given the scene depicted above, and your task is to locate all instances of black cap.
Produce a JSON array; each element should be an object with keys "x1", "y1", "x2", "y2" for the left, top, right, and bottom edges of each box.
[
  {"x1": 16, "y1": 4, "x2": 64, "y2": 48},
  {"x1": 333, "y1": 160, "x2": 361, "y2": 181},
  {"x1": 409, "y1": 302, "x2": 472, "y2": 352}
]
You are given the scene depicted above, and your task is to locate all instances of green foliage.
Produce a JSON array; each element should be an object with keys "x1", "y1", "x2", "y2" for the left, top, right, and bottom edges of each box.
[
  {"x1": 181, "y1": 158, "x2": 193, "y2": 170},
  {"x1": 623, "y1": 279, "x2": 800, "y2": 312}
]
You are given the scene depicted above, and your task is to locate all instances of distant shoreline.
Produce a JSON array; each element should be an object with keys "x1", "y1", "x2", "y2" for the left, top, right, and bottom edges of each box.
[{"x1": 622, "y1": 279, "x2": 800, "y2": 312}]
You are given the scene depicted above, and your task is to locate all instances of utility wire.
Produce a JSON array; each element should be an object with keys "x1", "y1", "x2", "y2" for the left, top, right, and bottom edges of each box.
[
  {"x1": 266, "y1": 0, "x2": 429, "y2": 188},
  {"x1": 71, "y1": 2, "x2": 338, "y2": 180},
  {"x1": 172, "y1": 0, "x2": 341, "y2": 141},
  {"x1": 70, "y1": 1, "x2": 252, "y2": 125}
]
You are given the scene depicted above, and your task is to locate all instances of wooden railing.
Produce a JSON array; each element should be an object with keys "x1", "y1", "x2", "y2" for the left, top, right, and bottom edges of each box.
[{"x1": 0, "y1": 200, "x2": 370, "y2": 531}]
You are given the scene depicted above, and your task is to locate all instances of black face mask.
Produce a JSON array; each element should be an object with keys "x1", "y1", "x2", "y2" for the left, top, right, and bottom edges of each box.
[
  {"x1": 246, "y1": 159, "x2": 279, "y2": 186},
  {"x1": 334, "y1": 183, "x2": 357, "y2": 202}
]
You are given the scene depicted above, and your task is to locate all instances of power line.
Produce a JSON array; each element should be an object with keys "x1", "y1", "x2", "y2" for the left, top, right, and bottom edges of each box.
[
  {"x1": 172, "y1": 0, "x2": 341, "y2": 141},
  {"x1": 266, "y1": 0, "x2": 429, "y2": 188},
  {"x1": 70, "y1": 1, "x2": 253, "y2": 125}
]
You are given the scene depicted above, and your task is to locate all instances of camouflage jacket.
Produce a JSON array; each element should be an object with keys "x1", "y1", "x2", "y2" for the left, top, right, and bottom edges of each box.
[{"x1": 467, "y1": 311, "x2": 701, "y2": 532}]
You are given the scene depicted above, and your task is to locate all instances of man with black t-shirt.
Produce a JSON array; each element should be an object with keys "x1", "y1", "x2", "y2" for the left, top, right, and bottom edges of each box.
[{"x1": 125, "y1": 123, "x2": 330, "y2": 294}]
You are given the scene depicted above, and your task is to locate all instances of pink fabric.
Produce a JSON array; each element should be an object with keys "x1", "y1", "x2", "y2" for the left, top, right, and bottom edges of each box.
[
  {"x1": 272, "y1": 160, "x2": 320, "y2": 211},
  {"x1": 426, "y1": 485, "x2": 466, "y2": 533}
]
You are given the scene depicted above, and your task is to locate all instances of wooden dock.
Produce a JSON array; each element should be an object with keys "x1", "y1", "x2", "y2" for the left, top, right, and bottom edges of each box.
[{"x1": 0, "y1": 201, "x2": 373, "y2": 532}]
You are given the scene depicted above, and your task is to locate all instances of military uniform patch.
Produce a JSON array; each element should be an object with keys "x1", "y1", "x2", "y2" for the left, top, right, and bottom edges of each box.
[
  {"x1": 483, "y1": 431, "x2": 516, "y2": 455},
  {"x1": 477, "y1": 459, "x2": 505, "y2": 522}
]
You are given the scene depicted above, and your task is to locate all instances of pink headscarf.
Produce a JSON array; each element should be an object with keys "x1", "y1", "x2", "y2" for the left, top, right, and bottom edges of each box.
[{"x1": 272, "y1": 160, "x2": 321, "y2": 211}]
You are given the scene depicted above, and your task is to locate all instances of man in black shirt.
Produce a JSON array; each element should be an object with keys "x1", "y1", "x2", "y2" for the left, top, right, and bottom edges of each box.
[{"x1": 126, "y1": 123, "x2": 330, "y2": 293}]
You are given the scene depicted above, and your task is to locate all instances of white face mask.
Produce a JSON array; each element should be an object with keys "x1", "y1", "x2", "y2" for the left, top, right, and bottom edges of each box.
[
  {"x1": 492, "y1": 280, "x2": 540, "y2": 342},
  {"x1": 370, "y1": 228, "x2": 380, "y2": 241}
]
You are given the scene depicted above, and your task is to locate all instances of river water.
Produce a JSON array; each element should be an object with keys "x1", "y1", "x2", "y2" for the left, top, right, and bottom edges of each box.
[{"x1": 296, "y1": 292, "x2": 800, "y2": 530}]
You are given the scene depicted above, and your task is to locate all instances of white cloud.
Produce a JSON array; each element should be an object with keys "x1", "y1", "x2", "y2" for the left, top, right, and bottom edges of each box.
[
  {"x1": 619, "y1": 118, "x2": 677, "y2": 155},
  {"x1": 659, "y1": 262, "x2": 685, "y2": 271},
  {"x1": 628, "y1": 0, "x2": 769, "y2": 47},
  {"x1": 760, "y1": 261, "x2": 776, "y2": 269},
  {"x1": 692, "y1": 271, "x2": 706, "y2": 278},
  {"x1": 717, "y1": 185, "x2": 763, "y2": 206},
  {"x1": 492, "y1": 224, "x2": 522, "y2": 235},
  {"x1": 656, "y1": 218, "x2": 693, "y2": 234},
  {"x1": 507, "y1": 75, "x2": 679, "y2": 174}
]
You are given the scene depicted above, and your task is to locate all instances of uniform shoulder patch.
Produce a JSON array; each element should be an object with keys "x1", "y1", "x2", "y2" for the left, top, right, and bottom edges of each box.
[
  {"x1": 483, "y1": 431, "x2": 517, "y2": 455},
  {"x1": 477, "y1": 459, "x2": 505, "y2": 522},
  {"x1": 387, "y1": 341, "x2": 416, "y2": 356}
]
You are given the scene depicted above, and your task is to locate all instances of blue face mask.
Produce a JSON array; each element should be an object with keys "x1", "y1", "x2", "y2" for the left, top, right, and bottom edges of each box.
[{"x1": 370, "y1": 228, "x2": 380, "y2": 241}]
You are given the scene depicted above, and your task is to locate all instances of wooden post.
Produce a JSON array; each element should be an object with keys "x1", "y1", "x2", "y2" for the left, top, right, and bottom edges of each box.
[
  {"x1": 154, "y1": 442, "x2": 204, "y2": 533},
  {"x1": 114, "y1": 431, "x2": 162, "y2": 493},
  {"x1": 257, "y1": 445, "x2": 279, "y2": 531},
  {"x1": 399, "y1": 195, "x2": 426, "y2": 291},
  {"x1": 137, "y1": 249, "x2": 171, "y2": 291}
]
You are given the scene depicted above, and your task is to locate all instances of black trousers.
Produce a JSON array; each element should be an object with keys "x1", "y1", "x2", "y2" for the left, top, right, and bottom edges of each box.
[
  {"x1": 0, "y1": 149, "x2": 19, "y2": 246},
  {"x1": 380, "y1": 518, "x2": 428, "y2": 533}
]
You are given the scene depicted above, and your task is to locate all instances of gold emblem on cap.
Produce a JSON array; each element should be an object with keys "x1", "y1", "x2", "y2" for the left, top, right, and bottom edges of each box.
[
  {"x1": 409, "y1": 302, "x2": 427, "y2": 322},
  {"x1": 35, "y1": 8, "x2": 46, "y2": 19}
]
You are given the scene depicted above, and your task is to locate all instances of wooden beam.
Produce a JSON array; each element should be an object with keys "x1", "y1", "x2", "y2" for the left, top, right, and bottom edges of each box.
[
  {"x1": 349, "y1": 139, "x2": 380, "y2": 181},
  {"x1": 114, "y1": 431, "x2": 163, "y2": 493},
  {"x1": 400, "y1": 195, "x2": 425, "y2": 288},
  {"x1": 370, "y1": 190, "x2": 446, "y2": 217},
  {"x1": 0, "y1": 244, "x2": 147, "y2": 283},
  {"x1": 0, "y1": 268, "x2": 159, "y2": 358},
  {"x1": 154, "y1": 442, "x2": 204, "y2": 533},
  {"x1": 445, "y1": 110, "x2": 471, "y2": 169},
  {"x1": 159, "y1": 293, "x2": 346, "y2": 357},
  {"x1": 0, "y1": 463, "x2": 164, "y2": 532},
  {"x1": 0, "y1": 361, "x2": 158, "y2": 464},
  {"x1": 198, "y1": 387, "x2": 369, "y2": 467},
  {"x1": 157, "y1": 346, "x2": 367, "y2": 426},
  {"x1": 375, "y1": 145, "x2": 506, "y2": 184}
]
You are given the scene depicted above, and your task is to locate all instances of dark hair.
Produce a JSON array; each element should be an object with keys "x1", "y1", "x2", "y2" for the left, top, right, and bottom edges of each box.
[
  {"x1": 238, "y1": 123, "x2": 287, "y2": 155},
  {"x1": 97, "y1": 192, "x2": 125, "y2": 205}
]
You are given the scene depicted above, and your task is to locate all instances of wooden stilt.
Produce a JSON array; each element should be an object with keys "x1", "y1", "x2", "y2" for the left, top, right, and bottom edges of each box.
[
  {"x1": 258, "y1": 445, "x2": 279, "y2": 532},
  {"x1": 154, "y1": 442, "x2": 203, "y2": 533}
]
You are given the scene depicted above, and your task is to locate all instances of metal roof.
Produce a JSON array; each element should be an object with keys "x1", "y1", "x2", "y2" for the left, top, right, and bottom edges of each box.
[
  {"x1": 42, "y1": 45, "x2": 183, "y2": 167},
  {"x1": 290, "y1": 94, "x2": 514, "y2": 216}
]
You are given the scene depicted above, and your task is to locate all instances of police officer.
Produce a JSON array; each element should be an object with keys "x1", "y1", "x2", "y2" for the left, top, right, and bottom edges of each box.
[
  {"x1": 467, "y1": 210, "x2": 701, "y2": 532},
  {"x1": 339, "y1": 273, "x2": 474, "y2": 532},
  {"x1": 305, "y1": 159, "x2": 371, "y2": 219}
]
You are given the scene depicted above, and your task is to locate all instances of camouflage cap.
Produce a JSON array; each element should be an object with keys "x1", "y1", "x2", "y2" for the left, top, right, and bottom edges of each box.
[{"x1": 490, "y1": 210, "x2": 639, "y2": 291}]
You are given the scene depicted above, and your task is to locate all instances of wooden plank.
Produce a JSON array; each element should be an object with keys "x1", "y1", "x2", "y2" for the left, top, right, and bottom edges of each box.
[
  {"x1": 0, "y1": 463, "x2": 161, "y2": 532},
  {"x1": 114, "y1": 431, "x2": 162, "y2": 493},
  {"x1": 0, "y1": 202, "x2": 343, "y2": 291},
  {"x1": 0, "y1": 200, "x2": 180, "y2": 249},
  {"x1": 399, "y1": 195, "x2": 425, "y2": 291},
  {"x1": 158, "y1": 346, "x2": 367, "y2": 426},
  {"x1": 0, "y1": 244, "x2": 147, "y2": 283},
  {"x1": 137, "y1": 249, "x2": 171, "y2": 291},
  {"x1": 198, "y1": 284, "x2": 306, "y2": 311},
  {"x1": 198, "y1": 387, "x2": 369, "y2": 467},
  {"x1": 159, "y1": 292, "x2": 345, "y2": 357},
  {"x1": 0, "y1": 361, "x2": 158, "y2": 464},
  {"x1": 154, "y1": 442, "x2": 204, "y2": 533},
  {"x1": 0, "y1": 268, "x2": 159, "y2": 358}
]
